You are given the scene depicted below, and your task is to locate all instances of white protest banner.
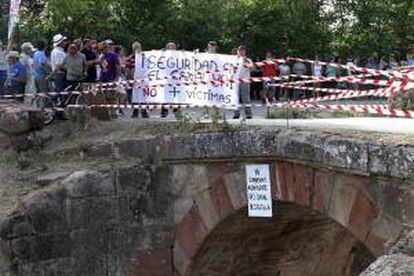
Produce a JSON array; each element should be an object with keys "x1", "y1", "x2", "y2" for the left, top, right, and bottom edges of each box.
[
  {"x1": 7, "y1": 0, "x2": 22, "y2": 50},
  {"x1": 132, "y1": 50, "x2": 241, "y2": 107},
  {"x1": 246, "y1": 164, "x2": 272, "y2": 217}
]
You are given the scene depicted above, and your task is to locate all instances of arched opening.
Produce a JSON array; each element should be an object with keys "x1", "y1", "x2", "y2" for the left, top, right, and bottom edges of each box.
[{"x1": 186, "y1": 202, "x2": 375, "y2": 276}]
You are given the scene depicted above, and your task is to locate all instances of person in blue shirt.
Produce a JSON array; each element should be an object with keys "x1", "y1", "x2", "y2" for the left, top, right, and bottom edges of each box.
[
  {"x1": 6, "y1": 51, "x2": 27, "y2": 100},
  {"x1": 33, "y1": 39, "x2": 50, "y2": 93}
]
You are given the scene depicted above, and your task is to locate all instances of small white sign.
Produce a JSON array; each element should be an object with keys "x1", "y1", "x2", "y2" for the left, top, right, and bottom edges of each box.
[{"x1": 246, "y1": 164, "x2": 272, "y2": 217}]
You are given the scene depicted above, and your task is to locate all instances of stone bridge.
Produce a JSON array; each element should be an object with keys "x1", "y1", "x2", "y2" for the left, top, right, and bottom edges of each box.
[{"x1": 0, "y1": 127, "x2": 413, "y2": 275}]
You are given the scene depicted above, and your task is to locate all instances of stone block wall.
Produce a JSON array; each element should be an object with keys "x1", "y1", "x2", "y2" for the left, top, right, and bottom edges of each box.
[
  {"x1": 0, "y1": 129, "x2": 413, "y2": 275},
  {"x1": 0, "y1": 165, "x2": 174, "y2": 276}
]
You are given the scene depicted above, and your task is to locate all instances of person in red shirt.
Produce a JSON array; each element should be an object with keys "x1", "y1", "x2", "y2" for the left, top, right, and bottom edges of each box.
[{"x1": 261, "y1": 51, "x2": 279, "y2": 103}]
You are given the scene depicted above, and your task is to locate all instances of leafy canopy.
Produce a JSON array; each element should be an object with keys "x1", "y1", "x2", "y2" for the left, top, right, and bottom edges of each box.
[{"x1": 1, "y1": 0, "x2": 413, "y2": 60}]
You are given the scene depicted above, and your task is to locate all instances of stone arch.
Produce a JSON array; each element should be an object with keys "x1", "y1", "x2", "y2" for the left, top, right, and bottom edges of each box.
[
  {"x1": 172, "y1": 161, "x2": 405, "y2": 275},
  {"x1": 185, "y1": 203, "x2": 375, "y2": 276}
]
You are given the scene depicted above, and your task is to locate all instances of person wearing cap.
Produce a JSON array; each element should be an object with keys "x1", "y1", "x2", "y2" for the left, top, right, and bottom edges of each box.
[
  {"x1": 234, "y1": 45, "x2": 253, "y2": 119},
  {"x1": 50, "y1": 34, "x2": 68, "y2": 92},
  {"x1": 6, "y1": 51, "x2": 27, "y2": 99},
  {"x1": 33, "y1": 38, "x2": 50, "y2": 93},
  {"x1": 0, "y1": 41, "x2": 7, "y2": 94},
  {"x1": 81, "y1": 38, "x2": 99, "y2": 83},
  {"x1": 20, "y1": 42, "x2": 35, "y2": 95},
  {"x1": 100, "y1": 41, "x2": 120, "y2": 83},
  {"x1": 104, "y1": 39, "x2": 116, "y2": 52}
]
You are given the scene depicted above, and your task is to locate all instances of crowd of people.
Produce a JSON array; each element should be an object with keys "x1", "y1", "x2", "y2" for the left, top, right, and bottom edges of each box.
[
  {"x1": 254, "y1": 53, "x2": 414, "y2": 104},
  {"x1": 0, "y1": 35, "x2": 126, "y2": 98},
  {"x1": 0, "y1": 34, "x2": 412, "y2": 119},
  {"x1": 0, "y1": 36, "x2": 254, "y2": 119}
]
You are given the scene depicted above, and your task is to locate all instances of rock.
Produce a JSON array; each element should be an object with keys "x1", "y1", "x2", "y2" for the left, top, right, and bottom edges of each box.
[
  {"x1": 62, "y1": 170, "x2": 115, "y2": 198},
  {"x1": 0, "y1": 130, "x2": 30, "y2": 151},
  {"x1": 0, "y1": 103, "x2": 43, "y2": 135},
  {"x1": 0, "y1": 239, "x2": 11, "y2": 274},
  {"x1": 23, "y1": 186, "x2": 67, "y2": 234},
  {"x1": 36, "y1": 172, "x2": 71, "y2": 186},
  {"x1": 388, "y1": 230, "x2": 414, "y2": 257},
  {"x1": 360, "y1": 254, "x2": 414, "y2": 276}
]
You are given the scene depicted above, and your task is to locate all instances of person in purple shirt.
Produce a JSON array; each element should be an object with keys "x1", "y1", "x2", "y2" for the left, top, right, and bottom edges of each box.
[{"x1": 100, "y1": 42, "x2": 120, "y2": 83}]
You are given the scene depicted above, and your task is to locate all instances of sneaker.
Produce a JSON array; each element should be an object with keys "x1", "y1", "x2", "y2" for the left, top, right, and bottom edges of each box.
[
  {"x1": 233, "y1": 115, "x2": 240, "y2": 119},
  {"x1": 246, "y1": 115, "x2": 253, "y2": 119},
  {"x1": 131, "y1": 110, "x2": 139, "y2": 118}
]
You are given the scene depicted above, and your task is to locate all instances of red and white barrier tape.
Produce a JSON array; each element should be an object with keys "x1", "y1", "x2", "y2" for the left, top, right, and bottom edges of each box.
[
  {"x1": 1, "y1": 72, "x2": 382, "y2": 100},
  {"x1": 290, "y1": 103, "x2": 414, "y2": 118},
  {"x1": 282, "y1": 57, "x2": 413, "y2": 80},
  {"x1": 62, "y1": 102, "x2": 414, "y2": 118},
  {"x1": 0, "y1": 76, "x2": 291, "y2": 99},
  {"x1": 288, "y1": 88, "x2": 391, "y2": 105}
]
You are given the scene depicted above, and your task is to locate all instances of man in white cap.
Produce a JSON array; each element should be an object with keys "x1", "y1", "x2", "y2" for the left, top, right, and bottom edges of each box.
[
  {"x1": 50, "y1": 34, "x2": 67, "y2": 92},
  {"x1": 20, "y1": 42, "x2": 35, "y2": 95}
]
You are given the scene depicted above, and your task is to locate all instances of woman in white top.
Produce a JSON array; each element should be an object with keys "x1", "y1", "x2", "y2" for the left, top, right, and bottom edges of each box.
[{"x1": 20, "y1": 42, "x2": 36, "y2": 100}]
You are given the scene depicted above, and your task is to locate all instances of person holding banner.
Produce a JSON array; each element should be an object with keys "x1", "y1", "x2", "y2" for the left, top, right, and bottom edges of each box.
[
  {"x1": 207, "y1": 41, "x2": 218, "y2": 54},
  {"x1": 161, "y1": 42, "x2": 178, "y2": 118},
  {"x1": 234, "y1": 45, "x2": 253, "y2": 119},
  {"x1": 128, "y1": 41, "x2": 150, "y2": 119},
  {"x1": 165, "y1": 42, "x2": 177, "y2": 51}
]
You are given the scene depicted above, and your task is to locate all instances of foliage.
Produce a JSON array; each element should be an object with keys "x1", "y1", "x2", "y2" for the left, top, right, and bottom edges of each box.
[
  {"x1": 4, "y1": 0, "x2": 414, "y2": 60},
  {"x1": 174, "y1": 108, "x2": 244, "y2": 133},
  {"x1": 326, "y1": 0, "x2": 414, "y2": 60},
  {"x1": 173, "y1": 109, "x2": 199, "y2": 133}
]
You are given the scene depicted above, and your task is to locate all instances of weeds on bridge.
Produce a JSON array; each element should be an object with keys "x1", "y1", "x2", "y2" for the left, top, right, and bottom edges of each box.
[{"x1": 174, "y1": 108, "x2": 244, "y2": 134}]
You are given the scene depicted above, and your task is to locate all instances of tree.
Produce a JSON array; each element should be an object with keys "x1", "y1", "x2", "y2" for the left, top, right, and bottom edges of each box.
[
  {"x1": 14, "y1": 0, "x2": 414, "y2": 61},
  {"x1": 0, "y1": 0, "x2": 8, "y2": 39},
  {"x1": 327, "y1": 0, "x2": 414, "y2": 60}
]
